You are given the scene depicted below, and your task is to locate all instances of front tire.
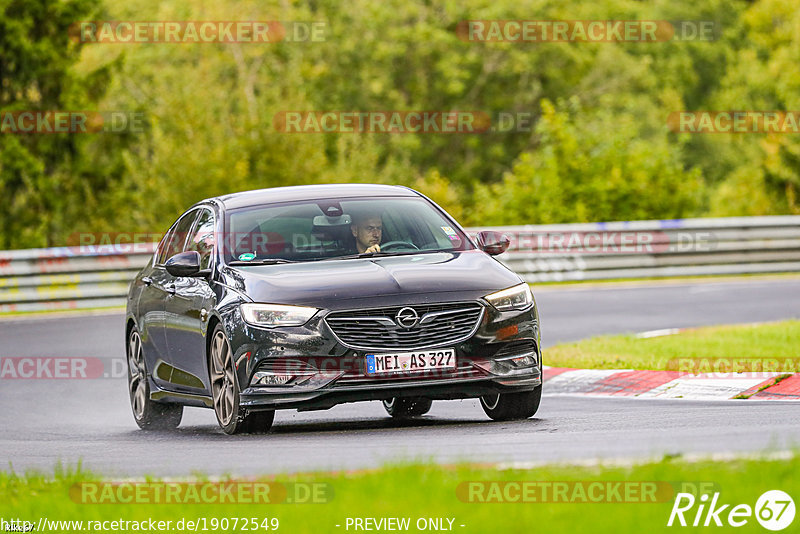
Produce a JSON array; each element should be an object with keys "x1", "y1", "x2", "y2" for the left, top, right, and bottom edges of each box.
[
  {"x1": 382, "y1": 397, "x2": 433, "y2": 418},
  {"x1": 480, "y1": 385, "x2": 542, "y2": 421},
  {"x1": 209, "y1": 325, "x2": 275, "y2": 435},
  {"x1": 127, "y1": 327, "x2": 183, "y2": 430}
]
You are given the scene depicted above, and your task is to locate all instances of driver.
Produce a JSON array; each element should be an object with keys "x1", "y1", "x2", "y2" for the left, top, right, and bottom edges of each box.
[{"x1": 350, "y1": 212, "x2": 382, "y2": 254}]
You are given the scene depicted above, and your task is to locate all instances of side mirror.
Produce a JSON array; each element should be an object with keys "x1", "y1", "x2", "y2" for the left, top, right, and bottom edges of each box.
[
  {"x1": 165, "y1": 251, "x2": 207, "y2": 277},
  {"x1": 476, "y1": 231, "x2": 510, "y2": 256}
]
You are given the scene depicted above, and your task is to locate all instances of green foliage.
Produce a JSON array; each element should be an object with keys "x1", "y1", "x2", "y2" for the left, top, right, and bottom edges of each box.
[
  {"x1": 2, "y1": 0, "x2": 800, "y2": 247},
  {"x1": 472, "y1": 98, "x2": 703, "y2": 225},
  {"x1": 0, "y1": 0, "x2": 129, "y2": 248},
  {"x1": 710, "y1": 0, "x2": 800, "y2": 214}
]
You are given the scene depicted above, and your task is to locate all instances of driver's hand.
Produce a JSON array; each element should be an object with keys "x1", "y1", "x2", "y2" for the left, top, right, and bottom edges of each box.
[{"x1": 364, "y1": 244, "x2": 381, "y2": 254}]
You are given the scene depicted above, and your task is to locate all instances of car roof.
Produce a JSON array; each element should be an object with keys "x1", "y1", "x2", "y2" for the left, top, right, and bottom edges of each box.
[{"x1": 213, "y1": 184, "x2": 419, "y2": 210}]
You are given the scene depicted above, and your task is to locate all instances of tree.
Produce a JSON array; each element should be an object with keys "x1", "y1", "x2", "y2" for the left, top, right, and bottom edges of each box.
[{"x1": 0, "y1": 0, "x2": 126, "y2": 248}]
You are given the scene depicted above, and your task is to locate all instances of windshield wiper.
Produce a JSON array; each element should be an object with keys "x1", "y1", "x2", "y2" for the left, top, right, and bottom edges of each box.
[
  {"x1": 228, "y1": 258, "x2": 296, "y2": 265},
  {"x1": 314, "y1": 250, "x2": 445, "y2": 262}
]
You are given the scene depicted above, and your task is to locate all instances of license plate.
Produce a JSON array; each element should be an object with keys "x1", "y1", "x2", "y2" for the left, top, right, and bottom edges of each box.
[{"x1": 365, "y1": 349, "x2": 456, "y2": 375}]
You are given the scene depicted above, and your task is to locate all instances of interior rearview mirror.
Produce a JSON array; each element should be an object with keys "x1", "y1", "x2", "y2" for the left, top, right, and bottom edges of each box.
[{"x1": 312, "y1": 214, "x2": 352, "y2": 227}]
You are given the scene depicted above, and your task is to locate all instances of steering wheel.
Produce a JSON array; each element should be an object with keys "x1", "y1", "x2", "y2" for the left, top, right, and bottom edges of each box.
[{"x1": 380, "y1": 240, "x2": 419, "y2": 251}]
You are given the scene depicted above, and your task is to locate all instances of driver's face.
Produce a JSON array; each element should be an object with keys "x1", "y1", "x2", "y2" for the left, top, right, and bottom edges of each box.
[{"x1": 352, "y1": 216, "x2": 382, "y2": 253}]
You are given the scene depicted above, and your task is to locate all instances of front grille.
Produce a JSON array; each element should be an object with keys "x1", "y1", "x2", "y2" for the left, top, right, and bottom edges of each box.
[{"x1": 325, "y1": 302, "x2": 484, "y2": 350}]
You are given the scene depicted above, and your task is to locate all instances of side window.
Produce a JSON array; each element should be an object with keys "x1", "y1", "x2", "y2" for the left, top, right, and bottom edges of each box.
[
  {"x1": 154, "y1": 229, "x2": 175, "y2": 265},
  {"x1": 157, "y1": 209, "x2": 199, "y2": 265},
  {"x1": 186, "y1": 209, "x2": 215, "y2": 269}
]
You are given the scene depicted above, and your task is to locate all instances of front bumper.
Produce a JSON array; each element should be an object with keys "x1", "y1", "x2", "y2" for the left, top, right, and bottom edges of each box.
[
  {"x1": 240, "y1": 372, "x2": 541, "y2": 411},
  {"x1": 226, "y1": 299, "x2": 542, "y2": 412}
]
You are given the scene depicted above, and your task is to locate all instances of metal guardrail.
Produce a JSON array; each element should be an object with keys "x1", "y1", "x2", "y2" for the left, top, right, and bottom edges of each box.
[
  {"x1": 472, "y1": 215, "x2": 800, "y2": 283},
  {"x1": 0, "y1": 244, "x2": 155, "y2": 313},
  {"x1": 0, "y1": 216, "x2": 798, "y2": 313}
]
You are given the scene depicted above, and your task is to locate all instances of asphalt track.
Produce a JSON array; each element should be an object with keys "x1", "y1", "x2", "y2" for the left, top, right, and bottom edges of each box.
[{"x1": 0, "y1": 278, "x2": 798, "y2": 476}]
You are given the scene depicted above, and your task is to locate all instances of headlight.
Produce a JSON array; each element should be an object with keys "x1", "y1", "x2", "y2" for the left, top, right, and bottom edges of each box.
[
  {"x1": 485, "y1": 283, "x2": 534, "y2": 311},
  {"x1": 240, "y1": 303, "x2": 318, "y2": 327}
]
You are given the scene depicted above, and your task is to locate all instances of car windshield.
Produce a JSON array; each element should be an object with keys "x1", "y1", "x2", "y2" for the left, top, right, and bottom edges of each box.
[{"x1": 223, "y1": 197, "x2": 473, "y2": 263}]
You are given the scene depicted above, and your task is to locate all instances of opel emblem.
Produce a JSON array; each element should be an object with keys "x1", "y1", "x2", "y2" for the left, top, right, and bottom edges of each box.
[{"x1": 395, "y1": 307, "x2": 419, "y2": 329}]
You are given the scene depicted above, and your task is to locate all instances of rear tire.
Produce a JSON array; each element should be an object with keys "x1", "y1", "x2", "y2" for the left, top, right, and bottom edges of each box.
[
  {"x1": 480, "y1": 385, "x2": 542, "y2": 421},
  {"x1": 382, "y1": 397, "x2": 433, "y2": 418},
  {"x1": 209, "y1": 324, "x2": 275, "y2": 435},
  {"x1": 127, "y1": 327, "x2": 183, "y2": 430}
]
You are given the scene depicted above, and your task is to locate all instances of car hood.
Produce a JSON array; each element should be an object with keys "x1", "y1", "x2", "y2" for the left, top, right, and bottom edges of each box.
[{"x1": 223, "y1": 251, "x2": 522, "y2": 307}]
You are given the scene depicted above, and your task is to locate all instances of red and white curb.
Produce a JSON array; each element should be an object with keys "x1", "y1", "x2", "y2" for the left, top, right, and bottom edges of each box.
[{"x1": 542, "y1": 367, "x2": 800, "y2": 400}]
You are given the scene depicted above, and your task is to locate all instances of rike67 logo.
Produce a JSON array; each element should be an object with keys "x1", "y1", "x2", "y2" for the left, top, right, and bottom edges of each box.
[{"x1": 668, "y1": 490, "x2": 795, "y2": 530}]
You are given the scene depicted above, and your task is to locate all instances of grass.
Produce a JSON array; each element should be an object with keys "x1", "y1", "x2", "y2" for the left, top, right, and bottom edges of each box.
[
  {"x1": 1, "y1": 455, "x2": 797, "y2": 533},
  {"x1": 544, "y1": 320, "x2": 800, "y2": 371}
]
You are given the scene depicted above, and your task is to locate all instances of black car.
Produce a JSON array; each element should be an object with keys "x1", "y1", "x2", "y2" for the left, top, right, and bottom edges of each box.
[{"x1": 125, "y1": 184, "x2": 542, "y2": 434}]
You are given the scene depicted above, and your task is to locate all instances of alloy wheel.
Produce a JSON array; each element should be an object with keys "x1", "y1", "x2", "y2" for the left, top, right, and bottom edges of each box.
[
  {"x1": 210, "y1": 330, "x2": 236, "y2": 427},
  {"x1": 128, "y1": 331, "x2": 147, "y2": 420}
]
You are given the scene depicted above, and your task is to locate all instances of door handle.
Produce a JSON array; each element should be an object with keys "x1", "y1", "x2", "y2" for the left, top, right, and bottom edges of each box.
[
  {"x1": 166, "y1": 284, "x2": 176, "y2": 296},
  {"x1": 142, "y1": 276, "x2": 152, "y2": 286}
]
